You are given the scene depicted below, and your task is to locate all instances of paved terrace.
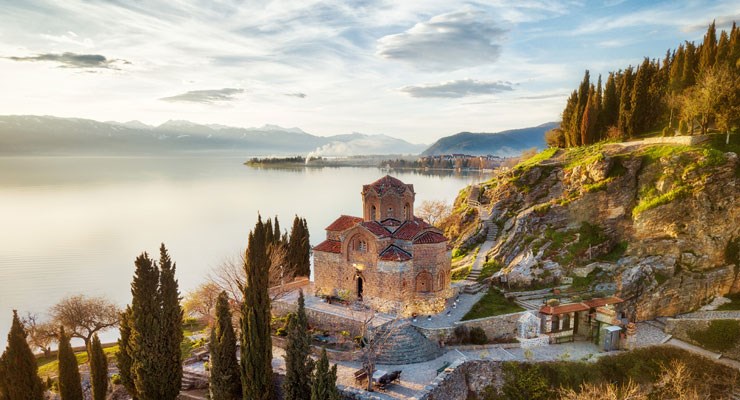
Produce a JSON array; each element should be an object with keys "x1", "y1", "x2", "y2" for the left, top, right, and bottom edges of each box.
[{"x1": 275, "y1": 281, "x2": 487, "y2": 330}]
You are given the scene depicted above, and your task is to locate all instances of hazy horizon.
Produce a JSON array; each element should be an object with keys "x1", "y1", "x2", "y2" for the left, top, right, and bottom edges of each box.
[{"x1": 1, "y1": 0, "x2": 736, "y2": 143}]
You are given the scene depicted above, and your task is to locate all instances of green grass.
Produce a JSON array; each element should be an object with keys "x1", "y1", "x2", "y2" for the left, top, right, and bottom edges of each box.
[
  {"x1": 598, "y1": 241, "x2": 628, "y2": 262},
  {"x1": 582, "y1": 177, "x2": 613, "y2": 193},
  {"x1": 563, "y1": 143, "x2": 606, "y2": 169},
  {"x1": 462, "y1": 287, "x2": 524, "y2": 320},
  {"x1": 513, "y1": 147, "x2": 558, "y2": 172},
  {"x1": 570, "y1": 269, "x2": 599, "y2": 291},
  {"x1": 477, "y1": 260, "x2": 503, "y2": 282},
  {"x1": 633, "y1": 185, "x2": 689, "y2": 216},
  {"x1": 37, "y1": 344, "x2": 119, "y2": 378},
  {"x1": 688, "y1": 320, "x2": 740, "y2": 353},
  {"x1": 451, "y1": 265, "x2": 472, "y2": 281}
]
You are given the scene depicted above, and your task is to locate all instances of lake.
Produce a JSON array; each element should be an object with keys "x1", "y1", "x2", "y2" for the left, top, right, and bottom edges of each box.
[{"x1": 0, "y1": 156, "x2": 487, "y2": 347}]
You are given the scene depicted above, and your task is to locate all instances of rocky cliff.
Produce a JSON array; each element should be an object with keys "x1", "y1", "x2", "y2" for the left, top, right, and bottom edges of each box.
[{"x1": 443, "y1": 140, "x2": 740, "y2": 320}]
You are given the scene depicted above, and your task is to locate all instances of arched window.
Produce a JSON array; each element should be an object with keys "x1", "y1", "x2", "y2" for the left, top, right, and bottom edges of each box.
[
  {"x1": 551, "y1": 316, "x2": 560, "y2": 332},
  {"x1": 354, "y1": 238, "x2": 367, "y2": 252},
  {"x1": 415, "y1": 271, "x2": 433, "y2": 293},
  {"x1": 562, "y1": 313, "x2": 571, "y2": 330},
  {"x1": 404, "y1": 203, "x2": 411, "y2": 220},
  {"x1": 371, "y1": 205, "x2": 377, "y2": 220},
  {"x1": 437, "y1": 271, "x2": 445, "y2": 289}
]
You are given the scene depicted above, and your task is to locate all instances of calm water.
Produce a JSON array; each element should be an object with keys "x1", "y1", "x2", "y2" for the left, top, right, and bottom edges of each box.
[{"x1": 0, "y1": 156, "x2": 486, "y2": 347}]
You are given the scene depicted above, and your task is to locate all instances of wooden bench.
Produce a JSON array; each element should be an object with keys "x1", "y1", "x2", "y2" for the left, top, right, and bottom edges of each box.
[
  {"x1": 554, "y1": 335, "x2": 574, "y2": 344},
  {"x1": 354, "y1": 368, "x2": 368, "y2": 382}
]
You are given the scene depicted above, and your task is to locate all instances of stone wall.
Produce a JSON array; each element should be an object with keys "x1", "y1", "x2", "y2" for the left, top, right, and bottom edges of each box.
[
  {"x1": 417, "y1": 359, "x2": 505, "y2": 400},
  {"x1": 415, "y1": 311, "x2": 525, "y2": 342},
  {"x1": 665, "y1": 316, "x2": 740, "y2": 360},
  {"x1": 272, "y1": 335, "x2": 362, "y2": 362},
  {"x1": 272, "y1": 299, "x2": 366, "y2": 336}
]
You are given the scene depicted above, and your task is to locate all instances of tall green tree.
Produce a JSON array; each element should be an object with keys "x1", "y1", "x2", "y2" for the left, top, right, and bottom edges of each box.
[
  {"x1": 115, "y1": 306, "x2": 136, "y2": 398},
  {"x1": 561, "y1": 91, "x2": 579, "y2": 147},
  {"x1": 240, "y1": 216, "x2": 274, "y2": 400},
  {"x1": 682, "y1": 41, "x2": 697, "y2": 88},
  {"x1": 158, "y1": 244, "x2": 183, "y2": 399},
  {"x1": 89, "y1": 334, "x2": 108, "y2": 400},
  {"x1": 209, "y1": 292, "x2": 241, "y2": 400},
  {"x1": 273, "y1": 216, "x2": 282, "y2": 245},
  {"x1": 0, "y1": 351, "x2": 9, "y2": 400},
  {"x1": 129, "y1": 252, "x2": 161, "y2": 400},
  {"x1": 629, "y1": 58, "x2": 653, "y2": 136},
  {"x1": 699, "y1": 21, "x2": 718, "y2": 74},
  {"x1": 299, "y1": 218, "x2": 311, "y2": 277},
  {"x1": 282, "y1": 290, "x2": 313, "y2": 400},
  {"x1": 310, "y1": 349, "x2": 339, "y2": 400},
  {"x1": 618, "y1": 66, "x2": 634, "y2": 137},
  {"x1": 602, "y1": 72, "x2": 619, "y2": 129},
  {"x1": 57, "y1": 327, "x2": 83, "y2": 400},
  {"x1": 1, "y1": 311, "x2": 44, "y2": 400}
]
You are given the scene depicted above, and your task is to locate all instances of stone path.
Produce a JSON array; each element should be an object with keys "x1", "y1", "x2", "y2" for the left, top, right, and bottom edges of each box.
[{"x1": 279, "y1": 287, "x2": 394, "y2": 328}]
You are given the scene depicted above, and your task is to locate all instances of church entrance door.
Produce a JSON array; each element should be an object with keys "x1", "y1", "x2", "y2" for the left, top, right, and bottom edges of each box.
[{"x1": 357, "y1": 276, "x2": 364, "y2": 300}]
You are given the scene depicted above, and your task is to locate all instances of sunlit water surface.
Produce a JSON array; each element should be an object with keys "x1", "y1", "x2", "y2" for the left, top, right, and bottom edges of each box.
[{"x1": 0, "y1": 156, "x2": 488, "y2": 347}]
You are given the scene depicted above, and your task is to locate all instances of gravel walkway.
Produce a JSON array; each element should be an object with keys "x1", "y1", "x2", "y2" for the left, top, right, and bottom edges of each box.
[
  {"x1": 675, "y1": 310, "x2": 740, "y2": 319},
  {"x1": 632, "y1": 322, "x2": 671, "y2": 348}
]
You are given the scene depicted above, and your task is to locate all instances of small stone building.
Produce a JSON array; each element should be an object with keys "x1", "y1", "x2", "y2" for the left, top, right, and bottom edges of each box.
[{"x1": 313, "y1": 175, "x2": 453, "y2": 316}]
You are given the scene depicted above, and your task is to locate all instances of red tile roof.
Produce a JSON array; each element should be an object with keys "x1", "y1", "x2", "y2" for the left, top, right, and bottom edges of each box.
[
  {"x1": 378, "y1": 245, "x2": 412, "y2": 261},
  {"x1": 325, "y1": 215, "x2": 362, "y2": 231},
  {"x1": 313, "y1": 240, "x2": 342, "y2": 253},
  {"x1": 360, "y1": 221, "x2": 391, "y2": 237},
  {"x1": 380, "y1": 218, "x2": 402, "y2": 227},
  {"x1": 412, "y1": 230, "x2": 448, "y2": 244},
  {"x1": 539, "y1": 302, "x2": 589, "y2": 315},
  {"x1": 393, "y1": 220, "x2": 424, "y2": 240},
  {"x1": 583, "y1": 296, "x2": 624, "y2": 308},
  {"x1": 363, "y1": 175, "x2": 414, "y2": 196}
]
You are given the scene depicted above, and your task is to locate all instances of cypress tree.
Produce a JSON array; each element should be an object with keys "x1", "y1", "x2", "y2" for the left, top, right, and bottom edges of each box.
[
  {"x1": 57, "y1": 327, "x2": 83, "y2": 400},
  {"x1": 89, "y1": 334, "x2": 108, "y2": 400},
  {"x1": 282, "y1": 290, "x2": 313, "y2": 400},
  {"x1": 158, "y1": 244, "x2": 183, "y2": 400},
  {"x1": 561, "y1": 91, "x2": 579, "y2": 147},
  {"x1": 630, "y1": 58, "x2": 652, "y2": 136},
  {"x1": 699, "y1": 21, "x2": 717, "y2": 74},
  {"x1": 0, "y1": 351, "x2": 9, "y2": 400},
  {"x1": 2, "y1": 311, "x2": 44, "y2": 400},
  {"x1": 580, "y1": 92, "x2": 594, "y2": 145},
  {"x1": 602, "y1": 72, "x2": 619, "y2": 129},
  {"x1": 570, "y1": 70, "x2": 591, "y2": 146},
  {"x1": 273, "y1": 216, "x2": 281, "y2": 245},
  {"x1": 670, "y1": 44, "x2": 686, "y2": 91},
  {"x1": 240, "y1": 216, "x2": 273, "y2": 400},
  {"x1": 209, "y1": 292, "x2": 241, "y2": 400},
  {"x1": 310, "y1": 349, "x2": 339, "y2": 400},
  {"x1": 130, "y1": 252, "x2": 160, "y2": 400},
  {"x1": 299, "y1": 218, "x2": 311, "y2": 277},
  {"x1": 288, "y1": 216, "x2": 302, "y2": 277},
  {"x1": 717, "y1": 30, "x2": 730, "y2": 67},
  {"x1": 618, "y1": 66, "x2": 634, "y2": 137},
  {"x1": 265, "y1": 218, "x2": 274, "y2": 247},
  {"x1": 729, "y1": 23, "x2": 739, "y2": 70},
  {"x1": 682, "y1": 41, "x2": 697, "y2": 88},
  {"x1": 115, "y1": 306, "x2": 136, "y2": 398}
]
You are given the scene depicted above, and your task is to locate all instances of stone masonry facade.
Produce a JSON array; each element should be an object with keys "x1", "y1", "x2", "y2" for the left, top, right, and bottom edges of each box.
[{"x1": 313, "y1": 176, "x2": 453, "y2": 317}]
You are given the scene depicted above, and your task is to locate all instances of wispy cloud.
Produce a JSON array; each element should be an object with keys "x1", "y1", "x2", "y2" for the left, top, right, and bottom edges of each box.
[
  {"x1": 7, "y1": 52, "x2": 129, "y2": 69},
  {"x1": 285, "y1": 92, "x2": 307, "y2": 98},
  {"x1": 377, "y1": 8, "x2": 506, "y2": 71},
  {"x1": 159, "y1": 88, "x2": 244, "y2": 103},
  {"x1": 400, "y1": 79, "x2": 513, "y2": 98}
]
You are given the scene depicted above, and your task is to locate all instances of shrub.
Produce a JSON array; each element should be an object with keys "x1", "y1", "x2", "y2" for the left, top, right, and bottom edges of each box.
[
  {"x1": 453, "y1": 325, "x2": 470, "y2": 344},
  {"x1": 688, "y1": 320, "x2": 740, "y2": 352},
  {"x1": 469, "y1": 327, "x2": 488, "y2": 345},
  {"x1": 110, "y1": 374, "x2": 121, "y2": 385},
  {"x1": 726, "y1": 237, "x2": 740, "y2": 266}
]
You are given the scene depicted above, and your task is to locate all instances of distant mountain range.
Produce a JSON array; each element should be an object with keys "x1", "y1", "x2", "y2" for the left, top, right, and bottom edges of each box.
[
  {"x1": 421, "y1": 122, "x2": 558, "y2": 157},
  {"x1": 0, "y1": 115, "x2": 426, "y2": 156}
]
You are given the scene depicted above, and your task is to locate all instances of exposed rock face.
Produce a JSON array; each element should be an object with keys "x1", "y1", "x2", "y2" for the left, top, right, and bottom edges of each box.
[{"x1": 444, "y1": 144, "x2": 739, "y2": 320}]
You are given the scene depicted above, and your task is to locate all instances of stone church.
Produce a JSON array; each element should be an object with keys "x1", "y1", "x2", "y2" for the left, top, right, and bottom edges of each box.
[{"x1": 313, "y1": 175, "x2": 453, "y2": 316}]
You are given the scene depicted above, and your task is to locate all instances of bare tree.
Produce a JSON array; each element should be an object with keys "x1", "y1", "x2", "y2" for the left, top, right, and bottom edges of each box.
[
  {"x1": 183, "y1": 281, "x2": 221, "y2": 326},
  {"x1": 50, "y1": 294, "x2": 120, "y2": 351},
  {"x1": 559, "y1": 379, "x2": 645, "y2": 400},
  {"x1": 208, "y1": 245, "x2": 293, "y2": 311},
  {"x1": 353, "y1": 309, "x2": 402, "y2": 392},
  {"x1": 21, "y1": 312, "x2": 57, "y2": 357},
  {"x1": 415, "y1": 200, "x2": 452, "y2": 227}
]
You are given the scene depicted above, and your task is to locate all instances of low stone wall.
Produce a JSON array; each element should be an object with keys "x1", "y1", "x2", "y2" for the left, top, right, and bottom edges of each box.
[
  {"x1": 272, "y1": 300, "x2": 366, "y2": 336},
  {"x1": 415, "y1": 311, "x2": 524, "y2": 343},
  {"x1": 665, "y1": 317, "x2": 740, "y2": 360},
  {"x1": 418, "y1": 359, "x2": 505, "y2": 400},
  {"x1": 638, "y1": 134, "x2": 711, "y2": 146},
  {"x1": 272, "y1": 335, "x2": 362, "y2": 362}
]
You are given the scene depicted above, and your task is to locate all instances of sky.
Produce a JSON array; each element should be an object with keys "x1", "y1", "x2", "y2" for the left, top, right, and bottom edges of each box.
[{"x1": 0, "y1": 0, "x2": 737, "y2": 144}]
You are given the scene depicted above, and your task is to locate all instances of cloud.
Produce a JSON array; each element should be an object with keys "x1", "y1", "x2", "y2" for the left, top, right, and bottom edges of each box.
[
  {"x1": 159, "y1": 88, "x2": 244, "y2": 103},
  {"x1": 285, "y1": 92, "x2": 307, "y2": 98},
  {"x1": 377, "y1": 8, "x2": 506, "y2": 71},
  {"x1": 7, "y1": 52, "x2": 129, "y2": 69},
  {"x1": 683, "y1": 14, "x2": 740, "y2": 32},
  {"x1": 400, "y1": 79, "x2": 513, "y2": 98}
]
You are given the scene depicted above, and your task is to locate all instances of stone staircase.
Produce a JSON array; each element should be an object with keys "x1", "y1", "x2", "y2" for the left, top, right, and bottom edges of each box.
[
  {"x1": 181, "y1": 369, "x2": 208, "y2": 391},
  {"x1": 483, "y1": 218, "x2": 498, "y2": 241},
  {"x1": 462, "y1": 280, "x2": 486, "y2": 294},
  {"x1": 373, "y1": 321, "x2": 444, "y2": 365}
]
